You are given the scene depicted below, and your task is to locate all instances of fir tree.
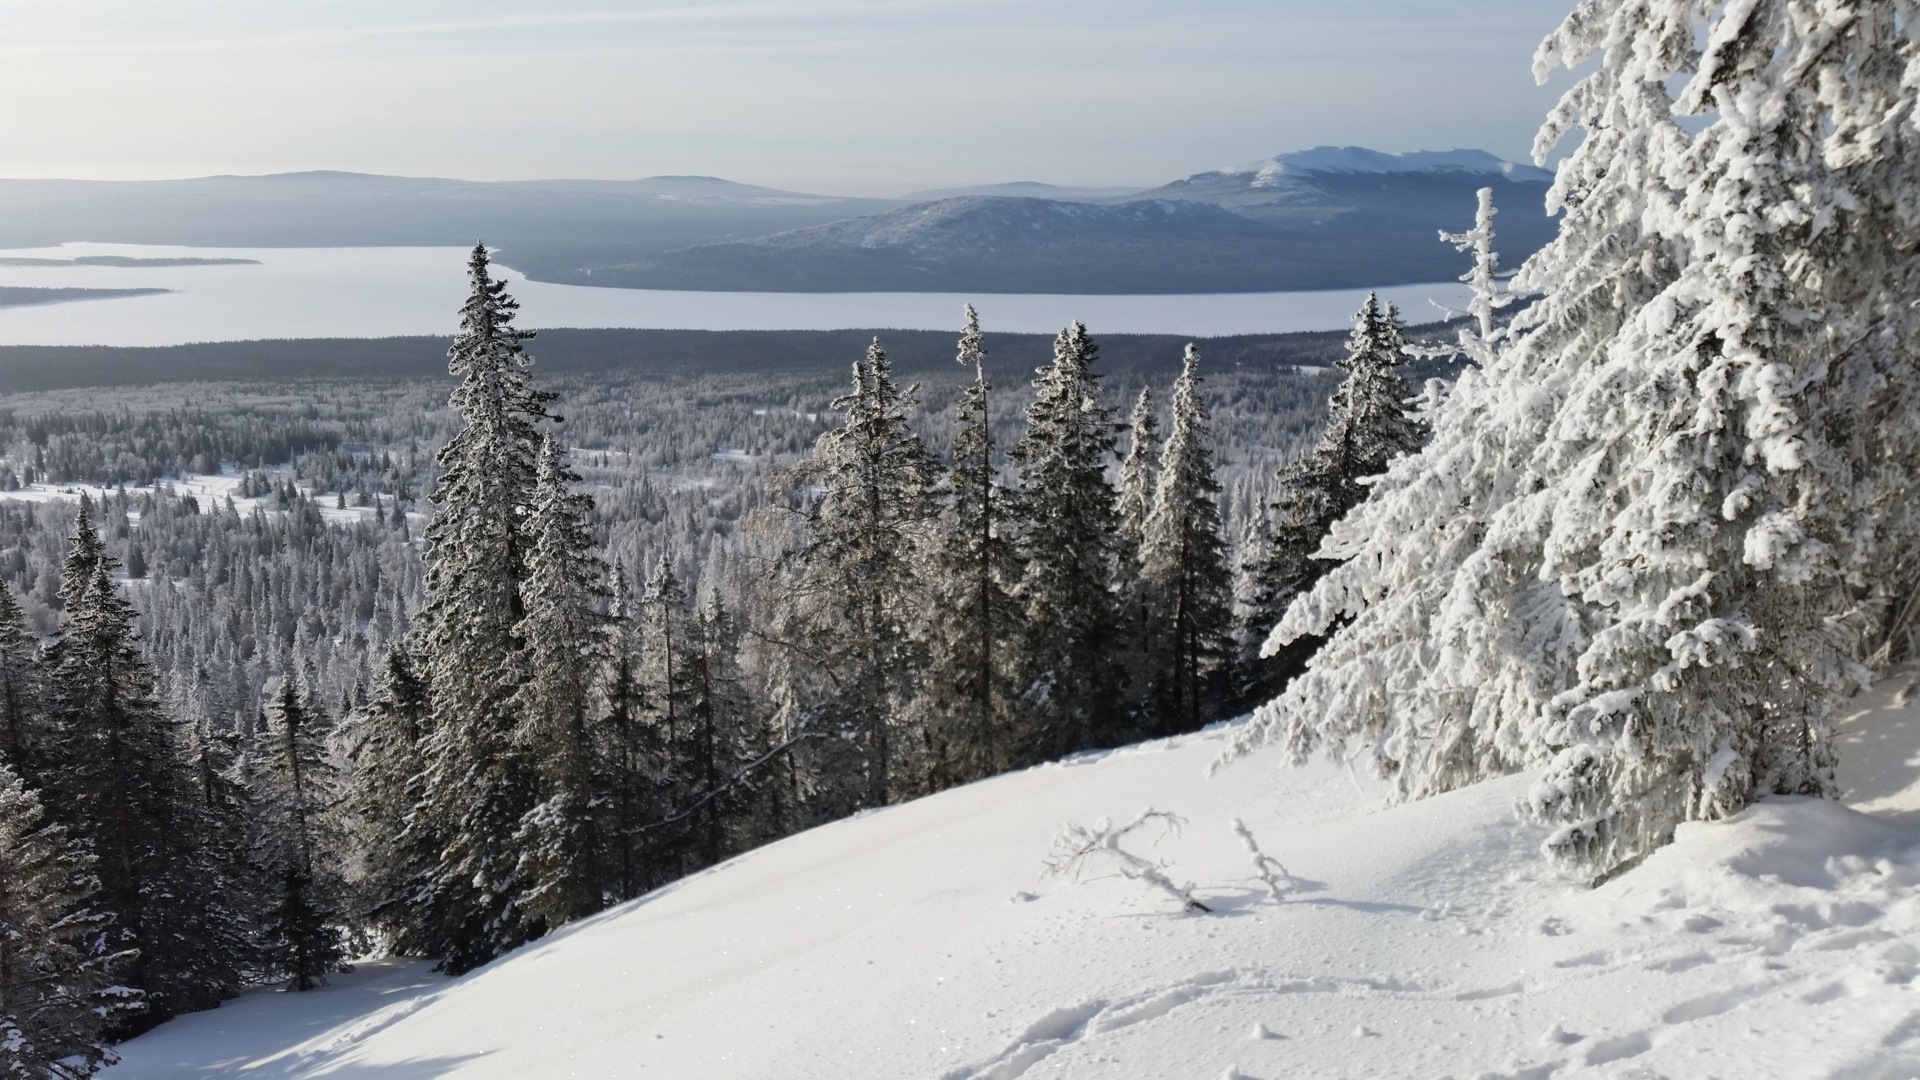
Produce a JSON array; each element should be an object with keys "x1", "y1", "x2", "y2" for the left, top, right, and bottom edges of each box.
[
  {"x1": 39, "y1": 515, "x2": 242, "y2": 1028},
  {"x1": 511, "y1": 436, "x2": 612, "y2": 928},
  {"x1": 1008, "y1": 322, "x2": 1124, "y2": 759},
  {"x1": 599, "y1": 565, "x2": 654, "y2": 901},
  {"x1": 248, "y1": 680, "x2": 346, "y2": 991},
  {"x1": 922, "y1": 306, "x2": 1024, "y2": 785},
  {"x1": 1141, "y1": 345, "x2": 1234, "y2": 734},
  {"x1": 784, "y1": 339, "x2": 939, "y2": 810},
  {"x1": 338, "y1": 648, "x2": 434, "y2": 953},
  {"x1": 0, "y1": 584, "x2": 41, "y2": 785},
  {"x1": 1115, "y1": 386, "x2": 1164, "y2": 728},
  {"x1": 0, "y1": 765, "x2": 138, "y2": 1079},
  {"x1": 1236, "y1": 294, "x2": 1422, "y2": 707},
  {"x1": 412, "y1": 244, "x2": 555, "y2": 972},
  {"x1": 681, "y1": 597, "x2": 757, "y2": 866},
  {"x1": 1227, "y1": 1, "x2": 1920, "y2": 880}
]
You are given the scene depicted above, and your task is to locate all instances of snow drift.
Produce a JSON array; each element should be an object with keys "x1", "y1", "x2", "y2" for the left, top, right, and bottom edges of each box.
[{"x1": 109, "y1": 669, "x2": 1920, "y2": 1079}]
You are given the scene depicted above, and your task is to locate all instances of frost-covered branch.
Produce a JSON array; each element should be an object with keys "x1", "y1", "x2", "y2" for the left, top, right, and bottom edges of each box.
[
  {"x1": 1231, "y1": 818, "x2": 1295, "y2": 903},
  {"x1": 1044, "y1": 808, "x2": 1212, "y2": 913}
]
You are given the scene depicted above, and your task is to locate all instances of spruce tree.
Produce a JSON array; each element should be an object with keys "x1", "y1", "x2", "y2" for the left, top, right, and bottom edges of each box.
[
  {"x1": 1228, "y1": 1, "x2": 1920, "y2": 880},
  {"x1": 39, "y1": 512, "x2": 242, "y2": 1027},
  {"x1": 1008, "y1": 322, "x2": 1124, "y2": 759},
  {"x1": 599, "y1": 565, "x2": 653, "y2": 901},
  {"x1": 248, "y1": 680, "x2": 346, "y2": 991},
  {"x1": 338, "y1": 648, "x2": 434, "y2": 953},
  {"x1": 0, "y1": 583, "x2": 42, "y2": 784},
  {"x1": 0, "y1": 765, "x2": 137, "y2": 1078},
  {"x1": 1141, "y1": 345, "x2": 1234, "y2": 734},
  {"x1": 412, "y1": 244, "x2": 555, "y2": 971},
  {"x1": 681, "y1": 597, "x2": 756, "y2": 866},
  {"x1": 1115, "y1": 386, "x2": 1164, "y2": 728},
  {"x1": 785, "y1": 339, "x2": 939, "y2": 809},
  {"x1": 511, "y1": 436, "x2": 611, "y2": 928},
  {"x1": 922, "y1": 306, "x2": 1024, "y2": 784},
  {"x1": 1236, "y1": 294, "x2": 1422, "y2": 707},
  {"x1": 638, "y1": 554, "x2": 696, "y2": 875}
]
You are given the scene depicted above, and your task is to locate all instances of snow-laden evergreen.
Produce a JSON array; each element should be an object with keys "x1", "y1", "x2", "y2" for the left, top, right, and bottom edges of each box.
[
  {"x1": 778, "y1": 339, "x2": 940, "y2": 809},
  {"x1": 0, "y1": 764, "x2": 136, "y2": 1079},
  {"x1": 1234, "y1": 294, "x2": 1423, "y2": 709},
  {"x1": 1229, "y1": 0, "x2": 1920, "y2": 880},
  {"x1": 921, "y1": 306, "x2": 1025, "y2": 785},
  {"x1": 335, "y1": 649, "x2": 432, "y2": 955},
  {"x1": 1009, "y1": 323, "x2": 1125, "y2": 758},
  {"x1": 407, "y1": 244, "x2": 557, "y2": 971},
  {"x1": 1140, "y1": 345, "x2": 1234, "y2": 734},
  {"x1": 37, "y1": 508, "x2": 248, "y2": 1026},
  {"x1": 508, "y1": 435, "x2": 611, "y2": 930},
  {"x1": 245, "y1": 681, "x2": 345, "y2": 991}
]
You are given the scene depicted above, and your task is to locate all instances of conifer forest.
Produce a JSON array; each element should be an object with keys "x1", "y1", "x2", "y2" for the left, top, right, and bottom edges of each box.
[
  {"x1": 11, "y1": 2, "x2": 1920, "y2": 1075},
  {"x1": 0, "y1": 230, "x2": 1439, "y2": 1069}
]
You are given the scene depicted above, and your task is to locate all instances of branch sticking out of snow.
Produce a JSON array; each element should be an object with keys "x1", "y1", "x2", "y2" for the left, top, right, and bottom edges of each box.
[
  {"x1": 1044, "y1": 809, "x2": 1213, "y2": 913},
  {"x1": 1231, "y1": 817, "x2": 1295, "y2": 903}
]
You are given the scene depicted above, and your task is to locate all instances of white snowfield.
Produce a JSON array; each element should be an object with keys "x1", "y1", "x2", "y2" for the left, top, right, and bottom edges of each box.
[{"x1": 109, "y1": 670, "x2": 1920, "y2": 1079}]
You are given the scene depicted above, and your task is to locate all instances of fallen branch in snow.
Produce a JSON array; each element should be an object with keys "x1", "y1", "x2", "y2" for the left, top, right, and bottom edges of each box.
[
  {"x1": 1232, "y1": 818, "x2": 1295, "y2": 903},
  {"x1": 1044, "y1": 809, "x2": 1213, "y2": 913}
]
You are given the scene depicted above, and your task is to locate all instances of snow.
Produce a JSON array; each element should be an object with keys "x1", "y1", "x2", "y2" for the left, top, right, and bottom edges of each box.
[
  {"x1": 0, "y1": 474, "x2": 419, "y2": 531},
  {"x1": 104, "y1": 669, "x2": 1920, "y2": 1078},
  {"x1": 1233, "y1": 147, "x2": 1556, "y2": 186},
  {"x1": 0, "y1": 243, "x2": 1474, "y2": 345}
]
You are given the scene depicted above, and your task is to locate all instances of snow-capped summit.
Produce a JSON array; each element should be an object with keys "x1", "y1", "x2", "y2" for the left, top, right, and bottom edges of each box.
[{"x1": 1233, "y1": 146, "x2": 1554, "y2": 185}]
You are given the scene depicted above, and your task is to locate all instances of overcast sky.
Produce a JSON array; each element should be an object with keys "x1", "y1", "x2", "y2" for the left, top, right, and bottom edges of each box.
[{"x1": 0, "y1": 1, "x2": 1579, "y2": 195}]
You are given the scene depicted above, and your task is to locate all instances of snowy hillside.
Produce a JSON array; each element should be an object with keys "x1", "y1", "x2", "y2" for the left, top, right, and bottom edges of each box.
[{"x1": 109, "y1": 669, "x2": 1920, "y2": 1079}]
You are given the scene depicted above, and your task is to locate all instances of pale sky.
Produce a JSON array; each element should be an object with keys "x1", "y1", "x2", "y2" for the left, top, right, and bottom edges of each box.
[{"x1": 0, "y1": 1, "x2": 1578, "y2": 195}]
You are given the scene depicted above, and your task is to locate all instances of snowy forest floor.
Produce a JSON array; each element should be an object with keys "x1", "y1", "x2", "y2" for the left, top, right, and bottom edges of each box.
[{"x1": 108, "y1": 668, "x2": 1920, "y2": 1079}]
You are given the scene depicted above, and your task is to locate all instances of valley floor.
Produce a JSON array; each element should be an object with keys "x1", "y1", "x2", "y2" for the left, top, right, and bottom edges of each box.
[{"x1": 107, "y1": 669, "x2": 1920, "y2": 1079}]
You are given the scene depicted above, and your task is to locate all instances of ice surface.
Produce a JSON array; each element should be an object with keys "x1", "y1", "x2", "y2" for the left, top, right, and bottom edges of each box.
[
  {"x1": 102, "y1": 670, "x2": 1920, "y2": 1078},
  {"x1": 0, "y1": 243, "x2": 1475, "y2": 346}
]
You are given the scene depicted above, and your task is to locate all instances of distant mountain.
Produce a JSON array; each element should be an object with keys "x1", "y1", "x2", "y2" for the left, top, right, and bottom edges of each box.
[
  {"x1": 576, "y1": 196, "x2": 1450, "y2": 294},
  {"x1": 897, "y1": 181, "x2": 1148, "y2": 202},
  {"x1": 0, "y1": 149, "x2": 1559, "y2": 294},
  {"x1": 576, "y1": 148, "x2": 1559, "y2": 294},
  {"x1": 0, "y1": 171, "x2": 888, "y2": 270}
]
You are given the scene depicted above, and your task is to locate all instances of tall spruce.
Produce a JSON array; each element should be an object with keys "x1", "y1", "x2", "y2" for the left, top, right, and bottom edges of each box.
[
  {"x1": 1141, "y1": 345, "x2": 1234, "y2": 734},
  {"x1": 922, "y1": 306, "x2": 1024, "y2": 785},
  {"x1": 510, "y1": 435, "x2": 612, "y2": 928},
  {"x1": 412, "y1": 243, "x2": 556, "y2": 972},
  {"x1": 247, "y1": 680, "x2": 346, "y2": 991},
  {"x1": 1115, "y1": 386, "x2": 1164, "y2": 728},
  {"x1": 1008, "y1": 322, "x2": 1125, "y2": 759},
  {"x1": 785, "y1": 339, "x2": 939, "y2": 810},
  {"x1": 1236, "y1": 294, "x2": 1422, "y2": 706},
  {"x1": 599, "y1": 565, "x2": 653, "y2": 901},
  {"x1": 0, "y1": 765, "x2": 138, "y2": 1078}
]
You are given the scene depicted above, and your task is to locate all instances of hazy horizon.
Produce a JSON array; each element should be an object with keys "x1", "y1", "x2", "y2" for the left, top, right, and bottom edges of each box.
[{"x1": 0, "y1": 1, "x2": 1578, "y2": 195}]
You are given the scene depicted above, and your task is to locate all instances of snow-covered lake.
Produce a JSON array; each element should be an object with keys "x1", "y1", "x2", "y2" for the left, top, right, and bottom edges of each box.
[{"x1": 0, "y1": 243, "x2": 1475, "y2": 346}]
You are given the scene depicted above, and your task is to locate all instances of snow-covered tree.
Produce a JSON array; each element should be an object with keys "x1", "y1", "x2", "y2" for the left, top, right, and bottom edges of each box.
[
  {"x1": 1228, "y1": 0, "x2": 1920, "y2": 880},
  {"x1": 921, "y1": 306, "x2": 1024, "y2": 785},
  {"x1": 0, "y1": 764, "x2": 137, "y2": 1079},
  {"x1": 412, "y1": 243, "x2": 556, "y2": 971},
  {"x1": 1009, "y1": 322, "x2": 1125, "y2": 759},
  {"x1": 783, "y1": 339, "x2": 939, "y2": 810},
  {"x1": 39, "y1": 512, "x2": 244, "y2": 1026},
  {"x1": 1236, "y1": 294, "x2": 1423, "y2": 706},
  {"x1": 0, "y1": 584, "x2": 42, "y2": 783},
  {"x1": 511, "y1": 435, "x2": 612, "y2": 929},
  {"x1": 1141, "y1": 345, "x2": 1234, "y2": 734},
  {"x1": 337, "y1": 648, "x2": 434, "y2": 953},
  {"x1": 248, "y1": 680, "x2": 346, "y2": 990},
  {"x1": 1115, "y1": 386, "x2": 1164, "y2": 727}
]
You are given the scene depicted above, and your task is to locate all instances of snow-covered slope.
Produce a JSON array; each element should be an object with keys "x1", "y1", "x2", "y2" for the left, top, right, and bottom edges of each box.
[{"x1": 109, "y1": 671, "x2": 1920, "y2": 1079}]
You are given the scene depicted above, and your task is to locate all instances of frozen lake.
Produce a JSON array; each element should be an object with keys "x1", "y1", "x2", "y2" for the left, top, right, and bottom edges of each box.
[{"x1": 0, "y1": 243, "x2": 1475, "y2": 346}]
